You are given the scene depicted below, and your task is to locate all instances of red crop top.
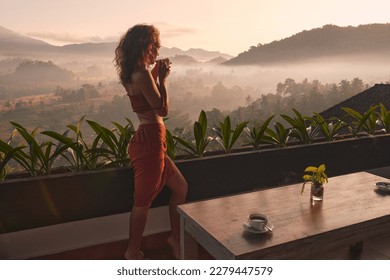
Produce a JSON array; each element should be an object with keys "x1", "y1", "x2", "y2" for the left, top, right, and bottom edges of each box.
[{"x1": 128, "y1": 94, "x2": 154, "y2": 113}]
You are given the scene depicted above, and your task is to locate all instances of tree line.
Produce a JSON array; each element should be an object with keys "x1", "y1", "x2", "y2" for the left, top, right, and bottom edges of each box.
[{"x1": 204, "y1": 77, "x2": 369, "y2": 128}]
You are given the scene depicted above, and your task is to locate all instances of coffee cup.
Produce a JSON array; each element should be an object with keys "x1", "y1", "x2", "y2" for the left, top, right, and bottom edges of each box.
[{"x1": 248, "y1": 213, "x2": 268, "y2": 231}]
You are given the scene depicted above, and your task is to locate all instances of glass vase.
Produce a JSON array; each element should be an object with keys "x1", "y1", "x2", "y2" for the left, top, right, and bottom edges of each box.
[{"x1": 311, "y1": 183, "x2": 324, "y2": 201}]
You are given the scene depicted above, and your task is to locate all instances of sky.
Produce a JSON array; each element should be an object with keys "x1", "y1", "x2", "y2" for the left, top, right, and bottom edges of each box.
[{"x1": 1, "y1": 0, "x2": 390, "y2": 56}]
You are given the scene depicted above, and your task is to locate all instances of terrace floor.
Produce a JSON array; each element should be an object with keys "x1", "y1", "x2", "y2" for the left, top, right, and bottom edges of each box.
[{"x1": 30, "y1": 231, "x2": 390, "y2": 260}]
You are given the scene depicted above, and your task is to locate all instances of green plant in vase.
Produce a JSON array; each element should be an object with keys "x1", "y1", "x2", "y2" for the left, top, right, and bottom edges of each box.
[{"x1": 301, "y1": 163, "x2": 328, "y2": 201}]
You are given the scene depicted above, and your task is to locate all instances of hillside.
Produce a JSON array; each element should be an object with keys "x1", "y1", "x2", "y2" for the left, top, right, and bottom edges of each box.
[
  {"x1": 0, "y1": 26, "x2": 231, "y2": 62},
  {"x1": 225, "y1": 23, "x2": 390, "y2": 65},
  {"x1": 0, "y1": 26, "x2": 55, "y2": 52},
  {"x1": 3, "y1": 60, "x2": 74, "y2": 84}
]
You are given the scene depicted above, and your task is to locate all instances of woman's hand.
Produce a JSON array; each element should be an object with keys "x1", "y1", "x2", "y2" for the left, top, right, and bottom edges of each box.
[
  {"x1": 158, "y1": 58, "x2": 171, "y2": 82},
  {"x1": 151, "y1": 62, "x2": 159, "y2": 82}
]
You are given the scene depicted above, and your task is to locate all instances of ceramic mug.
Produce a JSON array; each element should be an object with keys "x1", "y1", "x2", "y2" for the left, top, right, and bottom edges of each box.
[{"x1": 248, "y1": 213, "x2": 268, "y2": 231}]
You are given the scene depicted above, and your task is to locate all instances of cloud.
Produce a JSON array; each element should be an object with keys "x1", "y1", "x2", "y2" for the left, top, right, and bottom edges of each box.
[
  {"x1": 25, "y1": 31, "x2": 119, "y2": 45},
  {"x1": 152, "y1": 22, "x2": 196, "y2": 38},
  {"x1": 24, "y1": 23, "x2": 196, "y2": 46},
  {"x1": 85, "y1": 35, "x2": 120, "y2": 43}
]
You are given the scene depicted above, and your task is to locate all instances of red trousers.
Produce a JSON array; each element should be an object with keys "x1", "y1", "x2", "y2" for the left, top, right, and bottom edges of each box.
[{"x1": 128, "y1": 123, "x2": 174, "y2": 207}]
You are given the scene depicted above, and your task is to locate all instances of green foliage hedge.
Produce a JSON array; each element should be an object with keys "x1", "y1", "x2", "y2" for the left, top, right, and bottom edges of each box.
[{"x1": 1, "y1": 104, "x2": 389, "y2": 181}]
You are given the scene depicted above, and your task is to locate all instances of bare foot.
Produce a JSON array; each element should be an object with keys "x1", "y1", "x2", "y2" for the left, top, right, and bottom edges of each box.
[
  {"x1": 124, "y1": 250, "x2": 145, "y2": 260},
  {"x1": 167, "y1": 236, "x2": 180, "y2": 259}
]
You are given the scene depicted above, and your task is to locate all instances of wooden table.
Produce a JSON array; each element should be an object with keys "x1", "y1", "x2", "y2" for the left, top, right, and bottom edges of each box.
[{"x1": 178, "y1": 171, "x2": 390, "y2": 259}]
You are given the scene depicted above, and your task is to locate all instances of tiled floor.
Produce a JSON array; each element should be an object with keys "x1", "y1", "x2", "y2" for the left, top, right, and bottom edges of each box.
[
  {"x1": 31, "y1": 231, "x2": 390, "y2": 260},
  {"x1": 31, "y1": 231, "x2": 213, "y2": 260}
]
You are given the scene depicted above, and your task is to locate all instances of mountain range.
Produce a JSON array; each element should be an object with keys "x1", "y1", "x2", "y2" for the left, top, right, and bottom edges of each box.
[
  {"x1": 2, "y1": 23, "x2": 390, "y2": 66},
  {"x1": 225, "y1": 23, "x2": 390, "y2": 65}
]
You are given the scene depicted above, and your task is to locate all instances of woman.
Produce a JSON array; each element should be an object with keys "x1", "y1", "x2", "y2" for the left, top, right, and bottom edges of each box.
[{"x1": 114, "y1": 24, "x2": 188, "y2": 260}]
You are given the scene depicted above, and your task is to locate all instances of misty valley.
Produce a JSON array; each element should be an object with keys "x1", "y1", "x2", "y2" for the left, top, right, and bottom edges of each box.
[
  {"x1": 1, "y1": 55, "x2": 390, "y2": 143},
  {"x1": 1, "y1": 23, "x2": 390, "y2": 145}
]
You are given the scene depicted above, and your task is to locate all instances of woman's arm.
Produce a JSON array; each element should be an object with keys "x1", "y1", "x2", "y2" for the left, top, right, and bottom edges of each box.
[
  {"x1": 134, "y1": 69, "x2": 168, "y2": 117},
  {"x1": 157, "y1": 73, "x2": 169, "y2": 114}
]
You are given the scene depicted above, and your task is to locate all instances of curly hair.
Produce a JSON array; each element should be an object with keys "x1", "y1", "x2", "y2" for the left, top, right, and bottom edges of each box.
[{"x1": 114, "y1": 24, "x2": 160, "y2": 84}]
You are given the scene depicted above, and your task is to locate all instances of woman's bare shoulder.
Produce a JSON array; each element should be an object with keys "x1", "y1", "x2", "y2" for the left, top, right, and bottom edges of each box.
[{"x1": 132, "y1": 69, "x2": 153, "y2": 83}]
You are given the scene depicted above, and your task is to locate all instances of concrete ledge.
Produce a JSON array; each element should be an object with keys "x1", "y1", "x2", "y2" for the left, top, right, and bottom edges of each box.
[{"x1": 0, "y1": 206, "x2": 170, "y2": 260}]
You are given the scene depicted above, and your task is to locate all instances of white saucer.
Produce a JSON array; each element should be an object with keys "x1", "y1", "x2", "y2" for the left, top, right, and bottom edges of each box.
[
  {"x1": 374, "y1": 182, "x2": 390, "y2": 193},
  {"x1": 242, "y1": 221, "x2": 274, "y2": 234}
]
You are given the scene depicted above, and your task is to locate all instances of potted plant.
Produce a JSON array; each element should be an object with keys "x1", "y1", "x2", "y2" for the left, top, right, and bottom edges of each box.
[{"x1": 301, "y1": 163, "x2": 328, "y2": 201}]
